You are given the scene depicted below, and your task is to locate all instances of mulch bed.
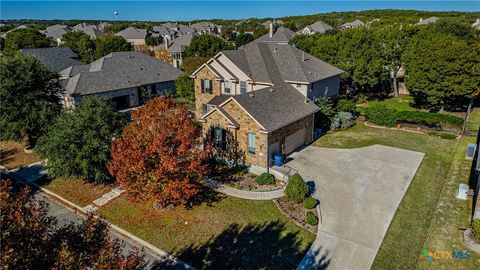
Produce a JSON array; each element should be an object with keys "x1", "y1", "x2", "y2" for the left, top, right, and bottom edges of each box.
[
  {"x1": 274, "y1": 197, "x2": 318, "y2": 234},
  {"x1": 210, "y1": 165, "x2": 284, "y2": 191}
]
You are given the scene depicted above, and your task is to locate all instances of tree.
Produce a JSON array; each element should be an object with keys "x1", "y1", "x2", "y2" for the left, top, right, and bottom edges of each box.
[
  {"x1": 61, "y1": 31, "x2": 95, "y2": 63},
  {"x1": 145, "y1": 35, "x2": 162, "y2": 46},
  {"x1": 175, "y1": 73, "x2": 195, "y2": 103},
  {"x1": 108, "y1": 97, "x2": 210, "y2": 207},
  {"x1": 428, "y1": 17, "x2": 476, "y2": 42},
  {"x1": 154, "y1": 48, "x2": 173, "y2": 64},
  {"x1": 253, "y1": 28, "x2": 269, "y2": 39},
  {"x1": 0, "y1": 54, "x2": 61, "y2": 147},
  {"x1": 3, "y1": 28, "x2": 51, "y2": 52},
  {"x1": 403, "y1": 32, "x2": 480, "y2": 111},
  {"x1": 0, "y1": 179, "x2": 144, "y2": 269},
  {"x1": 182, "y1": 56, "x2": 210, "y2": 74},
  {"x1": 183, "y1": 35, "x2": 233, "y2": 58},
  {"x1": 36, "y1": 98, "x2": 125, "y2": 183},
  {"x1": 235, "y1": 32, "x2": 254, "y2": 48},
  {"x1": 95, "y1": 35, "x2": 133, "y2": 59},
  {"x1": 285, "y1": 173, "x2": 308, "y2": 203}
]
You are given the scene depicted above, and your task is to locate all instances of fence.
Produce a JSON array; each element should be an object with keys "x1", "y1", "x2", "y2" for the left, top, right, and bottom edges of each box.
[{"x1": 463, "y1": 97, "x2": 480, "y2": 137}]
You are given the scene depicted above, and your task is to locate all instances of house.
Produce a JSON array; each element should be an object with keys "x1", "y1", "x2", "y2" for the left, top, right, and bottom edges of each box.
[
  {"x1": 472, "y1": 18, "x2": 480, "y2": 30},
  {"x1": 166, "y1": 33, "x2": 195, "y2": 68},
  {"x1": 189, "y1": 42, "x2": 343, "y2": 168},
  {"x1": 191, "y1": 21, "x2": 221, "y2": 34},
  {"x1": 261, "y1": 19, "x2": 284, "y2": 28},
  {"x1": 416, "y1": 17, "x2": 439, "y2": 25},
  {"x1": 59, "y1": 51, "x2": 182, "y2": 110},
  {"x1": 21, "y1": 47, "x2": 84, "y2": 72},
  {"x1": 115, "y1": 27, "x2": 149, "y2": 46},
  {"x1": 153, "y1": 25, "x2": 175, "y2": 41},
  {"x1": 41, "y1": 24, "x2": 71, "y2": 44},
  {"x1": 251, "y1": 25, "x2": 296, "y2": 45},
  {"x1": 340, "y1": 19, "x2": 365, "y2": 30},
  {"x1": 297, "y1": 20, "x2": 333, "y2": 35},
  {"x1": 98, "y1": 21, "x2": 112, "y2": 32},
  {"x1": 73, "y1": 23, "x2": 102, "y2": 39}
]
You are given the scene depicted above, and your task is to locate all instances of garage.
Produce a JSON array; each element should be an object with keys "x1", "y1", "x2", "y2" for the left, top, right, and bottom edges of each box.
[
  {"x1": 268, "y1": 141, "x2": 280, "y2": 165},
  {"x1": 284, "y1": 128, "x2": 305, "y2": 155}
]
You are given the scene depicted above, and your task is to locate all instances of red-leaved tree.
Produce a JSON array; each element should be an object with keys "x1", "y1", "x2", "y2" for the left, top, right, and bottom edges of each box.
[{"x1": 108, "y1": 97, "x2": 210, "y2": 206}]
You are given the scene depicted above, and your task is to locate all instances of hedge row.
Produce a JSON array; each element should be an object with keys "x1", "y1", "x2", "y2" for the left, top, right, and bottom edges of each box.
[{"x1": 364, "y1": 105, "x2": 463, "y2": 128}]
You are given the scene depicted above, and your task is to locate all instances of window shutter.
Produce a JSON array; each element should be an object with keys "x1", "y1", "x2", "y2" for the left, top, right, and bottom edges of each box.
[{"x1": 222, "y1": 129, "x2": 227, "y2": 149}]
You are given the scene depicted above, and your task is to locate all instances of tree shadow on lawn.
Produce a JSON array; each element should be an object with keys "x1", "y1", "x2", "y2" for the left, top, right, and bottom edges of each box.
[
  {"x1": 184, "y1": 186, "x2": 226, "y2": 209},
  {"x1": 0, "y1": 148, "x2": 17, "y2": 167},
  {"x1": 173, "y1": 221, "x2": 330, "y2": 270}
]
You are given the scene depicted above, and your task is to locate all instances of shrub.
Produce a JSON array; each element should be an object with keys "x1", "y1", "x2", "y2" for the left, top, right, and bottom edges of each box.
[
  {"x1": 398, "y1": 111, "x2": 463, "y2": 128},
  {"x1": 473, "y1": 219, "x2": 480, "y2": 240},
  {"x1": 285, "y1": 173, "x2": 308, "y2": 203},
  {"x1": 305, "y1": 211, "x2": 318, "y2": 225},
  {"x1": 331, "y1": 111, "x2": 355, "y2": 130},
  {"x1": 364, "y1": 104, "x2": 399, "y2": 127},
  {"x1": 315, "y1": 97, "x2": 336, "y2": 131},
  {"x1": 303, "y1": 197, "x2": 317, "y2": 209},
  {"x1": 255, "y1": 172, "x2": 276, "y2": 185},
  {"x1": 337, "y1": 99, "x2": 357, "y2": 115}
]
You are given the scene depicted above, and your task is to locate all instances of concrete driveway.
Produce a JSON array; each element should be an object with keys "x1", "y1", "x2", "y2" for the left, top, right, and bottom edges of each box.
[{"x1": 290, "y1": 145, "x2": 424, "y2": 270}]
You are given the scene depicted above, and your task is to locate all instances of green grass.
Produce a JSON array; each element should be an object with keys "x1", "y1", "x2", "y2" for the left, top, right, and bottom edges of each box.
[
  {"x1": 314, "y1": 122, "x2": 460, "y2": 270},
  {"x1": 358, "y1": 95, "x2": 417, "y2": 112},
  {"x1": 417, "y1": 137, "x2": 480, "y2": 270},
  {"x1": 40, "y1": 178, "x2": 113, "y2": 207},
  {"x1": 467, "y1": 108, "x2": 480, "y2": 131},
  {"x1": 97, "y1": 194, "x2": 315, "y2": 269}
]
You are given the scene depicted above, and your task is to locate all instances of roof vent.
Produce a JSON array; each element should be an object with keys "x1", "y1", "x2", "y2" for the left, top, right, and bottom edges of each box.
[
  {"x1": 269, "y1": 88, "x2": 275, "y2": 92},
  {"x1": 273, "y1": 47, "x2": 278, "y2": 53}
]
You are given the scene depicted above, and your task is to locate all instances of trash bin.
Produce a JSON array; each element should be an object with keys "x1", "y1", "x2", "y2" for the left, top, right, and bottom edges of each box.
[{"x1": 274, "y1": 154, "x2": 283, "y2": 167}]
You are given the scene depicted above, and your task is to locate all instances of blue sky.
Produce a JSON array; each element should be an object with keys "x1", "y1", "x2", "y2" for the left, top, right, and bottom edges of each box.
[{"x1": 1, "y1": 1, "x2": 479, "y2": 21}]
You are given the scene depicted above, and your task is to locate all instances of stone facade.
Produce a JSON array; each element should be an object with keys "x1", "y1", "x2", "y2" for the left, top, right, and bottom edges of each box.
[{"x1": 194, "y1": 66, "x2": 221, "y2": 115}]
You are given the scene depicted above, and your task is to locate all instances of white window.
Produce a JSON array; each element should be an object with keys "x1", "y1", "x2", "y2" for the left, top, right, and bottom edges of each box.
[
  {"x1": 224, "y1": 81, "x2": 231, "y2": 94},
  {"x1": 247, "y1": 133, "x2": 256, "y2": 155},
  {"x1": 240, "y1": 81, "x2": 247, "y2": 94},
  {"x1": 201, "y1": 79, "x2": 212, "y2": 93}
]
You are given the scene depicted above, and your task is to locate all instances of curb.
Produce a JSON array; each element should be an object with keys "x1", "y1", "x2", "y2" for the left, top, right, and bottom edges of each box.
[{"x1": 205, "y1": 178, "x2": 285, "y2": 200}]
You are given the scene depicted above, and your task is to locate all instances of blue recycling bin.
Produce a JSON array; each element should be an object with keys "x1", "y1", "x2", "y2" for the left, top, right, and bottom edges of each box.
[{"x1": 274, "y1": 154, "x2": 283, "y2": 167}]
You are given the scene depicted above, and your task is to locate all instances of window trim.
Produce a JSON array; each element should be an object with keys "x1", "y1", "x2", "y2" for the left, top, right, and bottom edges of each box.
[
  {"x1": 247, "y1": 132, "x2": 256, "y2": 155},
  {"x1": 201, "y1": 79, "x2": 212, "y2": 93},
  {"x1": 224, "y1": 80, "x2": 231, "y2": 94},
  {"x1": 240, "y1": 81, "x2": 247, "y2": 94}
]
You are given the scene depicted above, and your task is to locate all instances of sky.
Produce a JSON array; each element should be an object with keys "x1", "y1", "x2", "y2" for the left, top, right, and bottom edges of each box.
[{"x1": 1, "y1": 1, "x2": 479, "y2": 21}]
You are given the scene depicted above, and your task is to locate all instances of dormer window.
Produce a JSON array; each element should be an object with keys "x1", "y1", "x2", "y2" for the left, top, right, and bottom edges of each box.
[
  {"x1": 201, "y1": 79, "x2": 212, "y2": 93},
  {"x1": 240, "y1": 81, "x2": 247, "y2": 94}
]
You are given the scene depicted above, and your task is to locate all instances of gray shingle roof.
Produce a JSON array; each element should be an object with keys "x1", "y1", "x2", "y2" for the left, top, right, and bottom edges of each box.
[
  {"x1": 341, "y1": 20, "x2": 365, "y2": 28},
  {"x1": 21, "y1": 47, "x2": 84, "y2": 72},
  {"x1": 167, "y1": 33, "x2": 194, "y2": 53},
  {"x1": 73, "y1": 23, "x2": 102, "y2": 39},
  {"x1": 252, "y1": 26, "x2": 296, "y2": 44},
  {"x1": 153, "y1": 25, "x2": 173, "y2": 37},
  {"x1": 304, "y1": 21, "x2": 333, "y2": 33},
  {"x1": 42, "y1": 24, "x2": 71, "y2": 40},
  {"x1": 63, "y1": 51, "x2": 182, "y2": 96},
  {"x1": 115, "y1": 27, "x2": 148, "y2": 39},
  {"x1": 207, "y1": 95, "x2": 231, "y2": 106},
  {"x1": 416, "y1": 17, "x2": 439, "y2": 25}
]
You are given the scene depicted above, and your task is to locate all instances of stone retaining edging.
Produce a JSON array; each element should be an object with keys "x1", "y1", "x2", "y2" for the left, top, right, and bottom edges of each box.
[
  {"x1": 205, "y1": 178, "x2": 285, "y2": 200},
  {"x1": 463, "y1": 228, "x2": 480, "y2": 255}
]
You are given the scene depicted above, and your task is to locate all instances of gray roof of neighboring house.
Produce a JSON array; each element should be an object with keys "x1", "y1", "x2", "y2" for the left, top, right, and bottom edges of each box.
[
  {"x1": 303, "y1": 20, "x2": 333, "y2": 33},
  {"x1": 252, "y1": 26, "x2": 296, "y2": 44},
  {"x1": 115, "y1": 27, "x2": 148, "y2": 39},
  {"x1": 21, "y1": 47, "x2": 84, "y2": 72},
  {"x1": 153, "y1": 25, "x2": 173, "y2": 36},
  {"x1": 341, "y1": 19, "x2": 365, "y2": 28},
  {"x1": 42, "y1": 24, "x2": 71, "y2": 40},
  {"x1": 416, "y1": 17, "x2": 439, "y2": 25},
  {"x1": 222, "y1": 42, "x2": 344, "y2": 84},
  {"x1": 62, "y1": 51, "x2": 182, "y2": 96},
  {"x1": 73, "y1": 23, "x2": 102, "y2": 39},
  {"x1": 473, "y1": 19, "x2": 480, "y2": 30},
  {"x1": 167, "y1": 33, "x2": 194, "y2": 53}
]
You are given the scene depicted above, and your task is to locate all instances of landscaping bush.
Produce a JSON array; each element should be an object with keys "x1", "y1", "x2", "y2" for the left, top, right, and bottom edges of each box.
[
  {"x1": 255, "y1": 172, "x2": 276, "y2": 185},
  {"x1": 331, "y1": 111, "x2": 355, "y2": 130},
  {"x1": 337, "y1": 99, "x2": 357, "y2": 115},
  {"x1": 364, "y1": 104, "x2": 399, "y2": 127},
  {"x1": 303, "y1": 197, "x2": 317, "y2": 209},
  {"x1": 473, "y1": 219, "x2": 480, "y2": 241},
  {"x1": 285, "y1": 173, "x2": 308, "y2": 203},
  {"x1": 305, "y1": 211, "x2": 318, "y2": 225}
]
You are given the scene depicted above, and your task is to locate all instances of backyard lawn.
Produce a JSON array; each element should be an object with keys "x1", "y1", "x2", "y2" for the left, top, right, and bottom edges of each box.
[
  {"x1": 97, "y1": 193, "x2": 315, "y2": 269},
  {"x1": 39, "y1": 177, "x2": 113, "y2": 207},
  {"x1": 467, "y1": 108, "x2": 480, "y2": 131},
  {"x1": 418, "y1": 137, "x2": 480, "y2": 269},
  {"x1": 313, "y1": 122, "x2": 461, "y2": 270},
  {"x1": 0, "y1": 141, "x2": 41, "y2": 170},
  {"x1": 357, "y1": 95, "x2": 416, "y2": 112}
]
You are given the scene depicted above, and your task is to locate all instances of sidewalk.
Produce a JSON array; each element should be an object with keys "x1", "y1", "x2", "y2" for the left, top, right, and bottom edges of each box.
[{"x1": 205, "y1": 178, "x2": 285, "y2": 200}]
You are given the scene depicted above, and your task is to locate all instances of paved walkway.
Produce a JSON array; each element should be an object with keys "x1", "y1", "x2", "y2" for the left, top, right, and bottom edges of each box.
[
  {"x1": 205, "y1": 178, "x2": 285, "y2": 200},
  {"x1": 84, "y1": 187, "x2": 125, "y2": 212},
  {"x1": 292, "y1": 145, "x2": 425, "y2": 270}
]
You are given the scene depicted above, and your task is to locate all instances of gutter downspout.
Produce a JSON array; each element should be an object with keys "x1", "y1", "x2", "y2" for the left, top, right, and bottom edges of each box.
[{"x1": 266, "y1": 134, "x2": 270, "y2": 173}]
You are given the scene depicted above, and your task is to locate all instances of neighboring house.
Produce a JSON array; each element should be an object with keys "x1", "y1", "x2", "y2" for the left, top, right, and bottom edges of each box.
[
  {"x1": 98, "y1": 21, "x2": 112, "y2": 32},
  {"x1": 73, "y1": 23, "x2": 102, "y2": 39},
  {"x1": 297, "y1": 20, "x2": 333, "y2": 35},
  {"x1": 59, "y1": 51, "x2": 182, "y2": 110},
  {"x1": 261, "y1": 19, "x2": 284, "y2": 28},
  {"x1": 251, "y1": 25, "x2": 296, "y2": 45},
  {"x1": 166, "y1": 33, "x2": 195, "y2": 68},
  {"x1": 416, "y1": 17, "x2": 439, "y2": 25},
  {"x1": 21, "y1": 47, "x2": 84, "y2": 72},
  {"x1": 153, "y1": 25, "x2": 175, "y2": 41},
  {"x1": 41, "y1": 24, "x2": 71, "y2": 44},
  {"x1": 190, "y1": 42, "x2": 343, "y2": 168},
  {"x1": 472, "y1": 143, "x2": 480, "y2": 220},
  {"x1": 191, "y1": 21, "x2": 221, "y2": 34},
  {"x1": 115, "y1": 27, "x2": 149, "y2": 46},
  {"x1": 472, "y1": 18, "x2": 480, "y2": 30},
  {"x1": 340, "y1": 19, "x2": 365, "y2": 30}
]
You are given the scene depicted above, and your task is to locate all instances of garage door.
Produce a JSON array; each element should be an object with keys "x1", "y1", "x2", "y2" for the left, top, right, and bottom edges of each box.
[
  {"x1": 284, "y1": 128, "x2": 305, "y2": 155},
  {"x1": 269, "y1": 141, "x2": 280, "y2": 165}
]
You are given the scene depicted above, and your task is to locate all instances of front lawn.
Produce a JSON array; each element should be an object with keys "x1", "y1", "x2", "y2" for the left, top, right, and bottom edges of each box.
[
  {"x1": 0, "y1": 141, "x2": 41, "y2": 170},
  {"x1": 418, "y1": 137, "x2": 480, "y2": 269},
  {"x1": 39, "y1": 177, "x2": 113, "y2": 207},
  {"x1": 314, "y1": 122, "x2": 459, "y2": 270},
  {"x1": 358, "y1": 95, "x2": 416, "y2": 112},
  {"x1": 97, "y1": 193, "x2": 315, "y2": 269}
]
